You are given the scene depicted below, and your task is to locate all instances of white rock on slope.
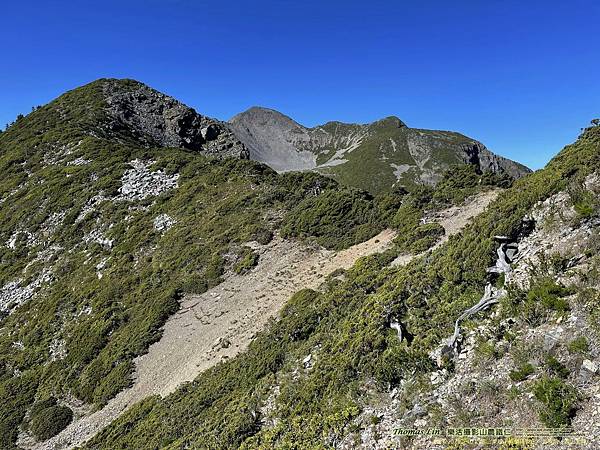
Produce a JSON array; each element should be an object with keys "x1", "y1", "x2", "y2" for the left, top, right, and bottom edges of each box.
[{"x1": 117, "y1": 159, "x2": 179, "y2": 201}]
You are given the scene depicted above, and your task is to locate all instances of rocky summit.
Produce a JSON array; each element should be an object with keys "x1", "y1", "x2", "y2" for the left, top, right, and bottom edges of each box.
[
  {"x1": 230, "y1": 106, "x2": 530, "y2": 193},
  {"x1": 102, "y1": 79, "x2": 249, "y2": 159}
]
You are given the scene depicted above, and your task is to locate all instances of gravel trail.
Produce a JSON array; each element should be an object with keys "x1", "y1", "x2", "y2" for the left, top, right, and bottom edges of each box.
[{"x1": 26, "y1": 230, "x2": 396, "y2": 450}]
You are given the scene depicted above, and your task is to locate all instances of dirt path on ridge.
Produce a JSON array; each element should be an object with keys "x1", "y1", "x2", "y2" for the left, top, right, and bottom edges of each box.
[{"x1": 391, "y1": 189, "x2": 500, "y2": 266}]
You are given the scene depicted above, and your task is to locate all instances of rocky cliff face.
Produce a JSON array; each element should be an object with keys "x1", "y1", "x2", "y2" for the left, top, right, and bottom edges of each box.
[
  {"x1": 460, "y1": 141, "x2": 527, "y2": 179},
  {"x1": 102, "y1": 79, "x2": 249, "y2": 158},
  {"x1": 230, "y1": 107, "x2": 531, "y2": 193}
]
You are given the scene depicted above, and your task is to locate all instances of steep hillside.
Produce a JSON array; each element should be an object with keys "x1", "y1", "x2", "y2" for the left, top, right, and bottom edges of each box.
[
  {"x1": 33, "y1": 190, "x2": 503, "y2": 450},
  {"x1": 1, "y1": 77, "x2": 590, "y2": 450},
  {"x1": 84, "y1": 123, "x2": 600, "y2": 449},
  {"x1": 0, "y1": 79, "x2": 400, "y2": 449},
  {"x1": 230, "y1": 107, "x2": 530, "y2": 194}
]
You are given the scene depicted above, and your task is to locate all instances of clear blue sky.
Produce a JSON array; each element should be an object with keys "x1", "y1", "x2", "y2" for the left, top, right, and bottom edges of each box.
[{"x1": 2, "y1": 0, "x2": 599, "y2": 169}]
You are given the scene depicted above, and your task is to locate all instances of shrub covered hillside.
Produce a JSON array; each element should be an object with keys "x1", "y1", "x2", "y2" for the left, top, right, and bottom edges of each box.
[
  {"x1": 0, "y1": 79, "x2": 402, "y2": 448},
  {"x1": 82, "y1": 130, "x2": 600, "y2": 445},
  {"x1": 0, "y1": 78, "x2": 533, "y2": 449}
]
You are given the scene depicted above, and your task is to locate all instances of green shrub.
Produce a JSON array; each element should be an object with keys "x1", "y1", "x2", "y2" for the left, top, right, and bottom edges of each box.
[
  {"x1": 279, "y1": 289, "x2": 323, "y2": 341},
  {"x1": 532, "y1": 376, "x2": 579, "y2": 428},
  {"x1": 234, "y1": 247, "x2": 259, "y2": 274},
  {"x1": 390, "y1": 203, "x2": 421, "y2": 232},
  {"x1": 369, "y1": 414, "x2": 382, "y2": 425},
  {"x1": 567, "y1": 336, "x2": 589, "y2": 355},
  {"x1": 527, "y1": 278, "x2": 572, "y2": 312},
  {"x1": 29, "y1": 398, "x2": 73, "y2": 440},
  {"x1": 574, "y1": 193, "x2": 596, "y2": 218},
  {"x1": 390, "y1": 202, "x2": 444, "y2": 254},
  {"x1": 93, "y1": 361, "x2": 134, "y2": 405},
  {"x1": 433, "y1": 165, "x2": 480, "y2": 204},
  {"x1": 179, "y1": 276, "x2": 208, "y2": 295},
  {"x1": 205, "y1": 254, "x2": 225, "y2": 283},
  {"x1": 251, "y1": 227, "x2": 273, "y2": 245},
  {"x1": 0, "y1": 372, "x2": 38, "y2": 448},
  {"x1": 432, "y1": 164, "x2": 512, "y2": 205},
  {"x1": 501, "y1": 279, "x2": 572, "y2": 326},
  {"x1": 509, "y1": 363, "x2": 535, "y2": 382},
  {"x1": 474, "y1": 340, "x2": 500, "y2": 361},
  {"x1": 281, "y1": 189, "x2": 382, "y2": 250},
  {"x1": 568, "y1": 182, "x2": 597, "y2": 219},
  {"x1": 545, "y1": 356, "x2": 570, "y2": 379},
  {"x1": 407, "y1": 223, "x2": 445, "y2": 253},
  {"x1": 29, "y1": 397, "x2": 57, "y2": 416},
  {"x1": 375, "y1": 185, "x2": 408, "y2": 222}
]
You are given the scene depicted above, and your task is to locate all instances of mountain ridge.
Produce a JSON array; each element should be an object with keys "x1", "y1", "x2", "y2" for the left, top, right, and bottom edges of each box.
[
  {"x1": 0, "y1": 78, "x2": 249, "y2": 161},
  {"x1": 5, "y1": 77, "x2": 528, "y2": 196},
  {"x1": 229, "y1": 106, "x2": 531, "y2": 193},
  {"x1": 2, "y1": 78, "x2": 596, "y2": 450}
]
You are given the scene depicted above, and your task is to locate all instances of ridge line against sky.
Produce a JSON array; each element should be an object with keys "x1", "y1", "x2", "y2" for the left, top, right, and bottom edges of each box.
[{"x1": 2, "y1": 0, "x2": 599, "y2": 169}]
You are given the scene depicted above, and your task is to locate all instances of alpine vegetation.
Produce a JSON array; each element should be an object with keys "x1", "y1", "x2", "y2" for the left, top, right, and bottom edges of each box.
[{"x1": 1, "y1": 77, "x2": 598, "y2": 450}]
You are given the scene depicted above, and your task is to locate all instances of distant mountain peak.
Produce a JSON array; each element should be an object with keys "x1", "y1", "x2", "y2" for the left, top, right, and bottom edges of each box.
[
  {"x1": 230, "y1": 106, "x2": 315, "y2": 172},
  {"x1": 369, "y1": 115, "x2": 407, "y2": 129},
  {"x1": 229, "y1": 106, "x2": 530, "y2": 193},
  {"x1": 231, "y1": 106, "x2": 301, "y2": 130},
  {"x1": 240, "y1": 105, "x2": 286, "y2": 115}
]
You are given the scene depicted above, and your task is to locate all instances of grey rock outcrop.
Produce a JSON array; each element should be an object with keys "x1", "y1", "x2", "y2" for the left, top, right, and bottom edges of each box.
[
  {"x1": 459, "y1": 141, "x2": 529, "y2": 181},
  {"x1": 102, "y1": 79, "x2": 249, "y2": 159}
]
